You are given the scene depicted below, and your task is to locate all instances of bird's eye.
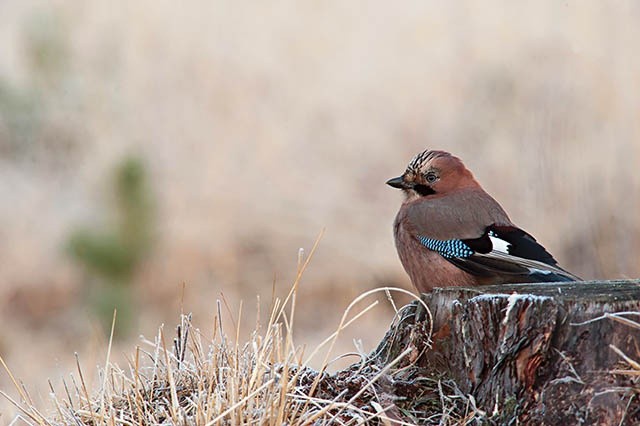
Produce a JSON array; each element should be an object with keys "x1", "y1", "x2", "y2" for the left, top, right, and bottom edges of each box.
[{"x1": 425, "y1": 173, "x2": 438, "y2": 183}]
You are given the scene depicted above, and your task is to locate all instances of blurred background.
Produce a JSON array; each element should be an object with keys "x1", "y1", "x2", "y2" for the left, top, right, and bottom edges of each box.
[{"x1": 1, "y1": 0, "x2": 639, "y2": 420}]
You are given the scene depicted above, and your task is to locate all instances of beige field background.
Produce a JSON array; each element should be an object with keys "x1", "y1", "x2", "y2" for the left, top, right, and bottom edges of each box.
[{"x1": 1, "y1": 0, "x2": 639, "y2": 422}]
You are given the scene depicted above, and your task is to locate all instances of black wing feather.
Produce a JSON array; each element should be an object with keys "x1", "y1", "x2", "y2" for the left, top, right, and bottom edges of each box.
[
  {"x1": 462, "y1": 225, "x2": 558, "y2": 266},
  {"x1": 488, "y1": 225, "x2": 558, "y2": 266},
  {"x1": 451, "y1": 224, "x2": 580, "y2": 282}
]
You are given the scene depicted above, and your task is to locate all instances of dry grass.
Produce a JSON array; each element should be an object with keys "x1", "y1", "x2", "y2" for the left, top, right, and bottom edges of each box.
[
  {"x1": 604, "y1": 312, "x2": 640, "y2": 380},
  {"x1": 0, "y1": 244, "x2": 481, "y2": 425},
  {"x1": 561, "y1": 310, "x2": 640, "y2": 424}
]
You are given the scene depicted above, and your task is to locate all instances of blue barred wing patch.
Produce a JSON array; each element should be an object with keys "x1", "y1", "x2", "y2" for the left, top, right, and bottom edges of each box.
[{"x1": 417, "y1": 236, "x2": 474, "y2": 258}]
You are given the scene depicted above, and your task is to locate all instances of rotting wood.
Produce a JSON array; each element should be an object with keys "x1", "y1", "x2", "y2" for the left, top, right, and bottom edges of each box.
[{"x1": 369, "y1": 280, "x2": 640, "y2": 425}]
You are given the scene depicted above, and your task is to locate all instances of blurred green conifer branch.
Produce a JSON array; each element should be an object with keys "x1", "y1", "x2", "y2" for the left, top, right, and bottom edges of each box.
[{"x1": 68, "y1": 157, "x2": 155, "y2": 335}]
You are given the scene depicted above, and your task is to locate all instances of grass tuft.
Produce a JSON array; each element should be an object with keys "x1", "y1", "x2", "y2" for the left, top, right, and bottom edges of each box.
[
  {"x1": 0, "y1": 292, "x2": 484, "y2": 425},
  {"x1": 1, "y1": 237, "x2": 480, "y2": 425}
]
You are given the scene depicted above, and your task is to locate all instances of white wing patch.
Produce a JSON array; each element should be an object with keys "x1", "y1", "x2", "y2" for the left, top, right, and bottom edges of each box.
[
  {"x1": 528, "y1": 268, "x2": 553, "y2": 275},
  {"x1": 489, "y1": 232, "x2": 511, "y2": 254}
]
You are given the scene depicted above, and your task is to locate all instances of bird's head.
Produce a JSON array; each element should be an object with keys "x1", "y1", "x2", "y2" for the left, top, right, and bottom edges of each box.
[{"x1": 386, "y1": 150, "x2": 478, "y2": 201}]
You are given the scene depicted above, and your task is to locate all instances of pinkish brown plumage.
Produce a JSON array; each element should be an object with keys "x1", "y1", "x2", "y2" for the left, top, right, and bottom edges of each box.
[{"x1": 387, "y1": 150, "x2": 580, "y2": 293}]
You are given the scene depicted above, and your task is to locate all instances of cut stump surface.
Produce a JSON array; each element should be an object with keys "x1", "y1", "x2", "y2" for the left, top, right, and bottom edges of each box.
[{"x1": 371, "y1": 280, "x2": 640, "y2": 424}]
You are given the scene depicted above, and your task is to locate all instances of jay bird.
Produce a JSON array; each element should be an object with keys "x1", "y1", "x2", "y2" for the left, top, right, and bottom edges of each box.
[{"x1": 387, "y1": 149, "x2": 580, "y2": 292}]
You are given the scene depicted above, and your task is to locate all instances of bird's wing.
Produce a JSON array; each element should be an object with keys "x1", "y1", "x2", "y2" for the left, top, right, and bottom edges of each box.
[
  {"x1": 403, "y1": 190, "x2": 580, "y2": 282},
  {"x1": 416, "y1": 224, "x2": 581, "y2": 282},
  {"x1": 403, "y1": 189, "x2": 512, "y2": 240}
]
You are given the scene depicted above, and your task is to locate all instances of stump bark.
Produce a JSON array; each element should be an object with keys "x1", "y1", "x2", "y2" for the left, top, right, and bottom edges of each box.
[{"x1": 371, "y1": 280, "x2": 640, "y2": 425}]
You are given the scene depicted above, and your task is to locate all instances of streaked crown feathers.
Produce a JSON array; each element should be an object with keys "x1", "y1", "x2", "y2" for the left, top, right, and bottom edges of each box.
[{"x1": 406, "y1": 150, "x2": 452, "y2": 174}]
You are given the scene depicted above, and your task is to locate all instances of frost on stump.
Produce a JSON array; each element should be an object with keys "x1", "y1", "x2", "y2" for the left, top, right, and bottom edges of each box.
[{"x1": 370, "y1": 280, "x2": 640, "y2": 425}]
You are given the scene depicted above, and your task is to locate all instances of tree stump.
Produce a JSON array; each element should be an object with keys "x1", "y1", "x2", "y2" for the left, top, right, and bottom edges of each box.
[{"x1": 371, "y1": 280, "x2": 640, "y2": 425}]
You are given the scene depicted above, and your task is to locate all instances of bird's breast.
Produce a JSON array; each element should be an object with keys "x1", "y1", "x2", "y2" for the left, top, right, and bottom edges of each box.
[{"x1": 393, "y1": 217, "x2": 482, "y2": 292}]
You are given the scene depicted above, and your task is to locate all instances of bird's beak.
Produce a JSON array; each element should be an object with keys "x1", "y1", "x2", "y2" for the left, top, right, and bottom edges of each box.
[{"x1": 386, "y1": 176, "x2": 406, "y2": 189}]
